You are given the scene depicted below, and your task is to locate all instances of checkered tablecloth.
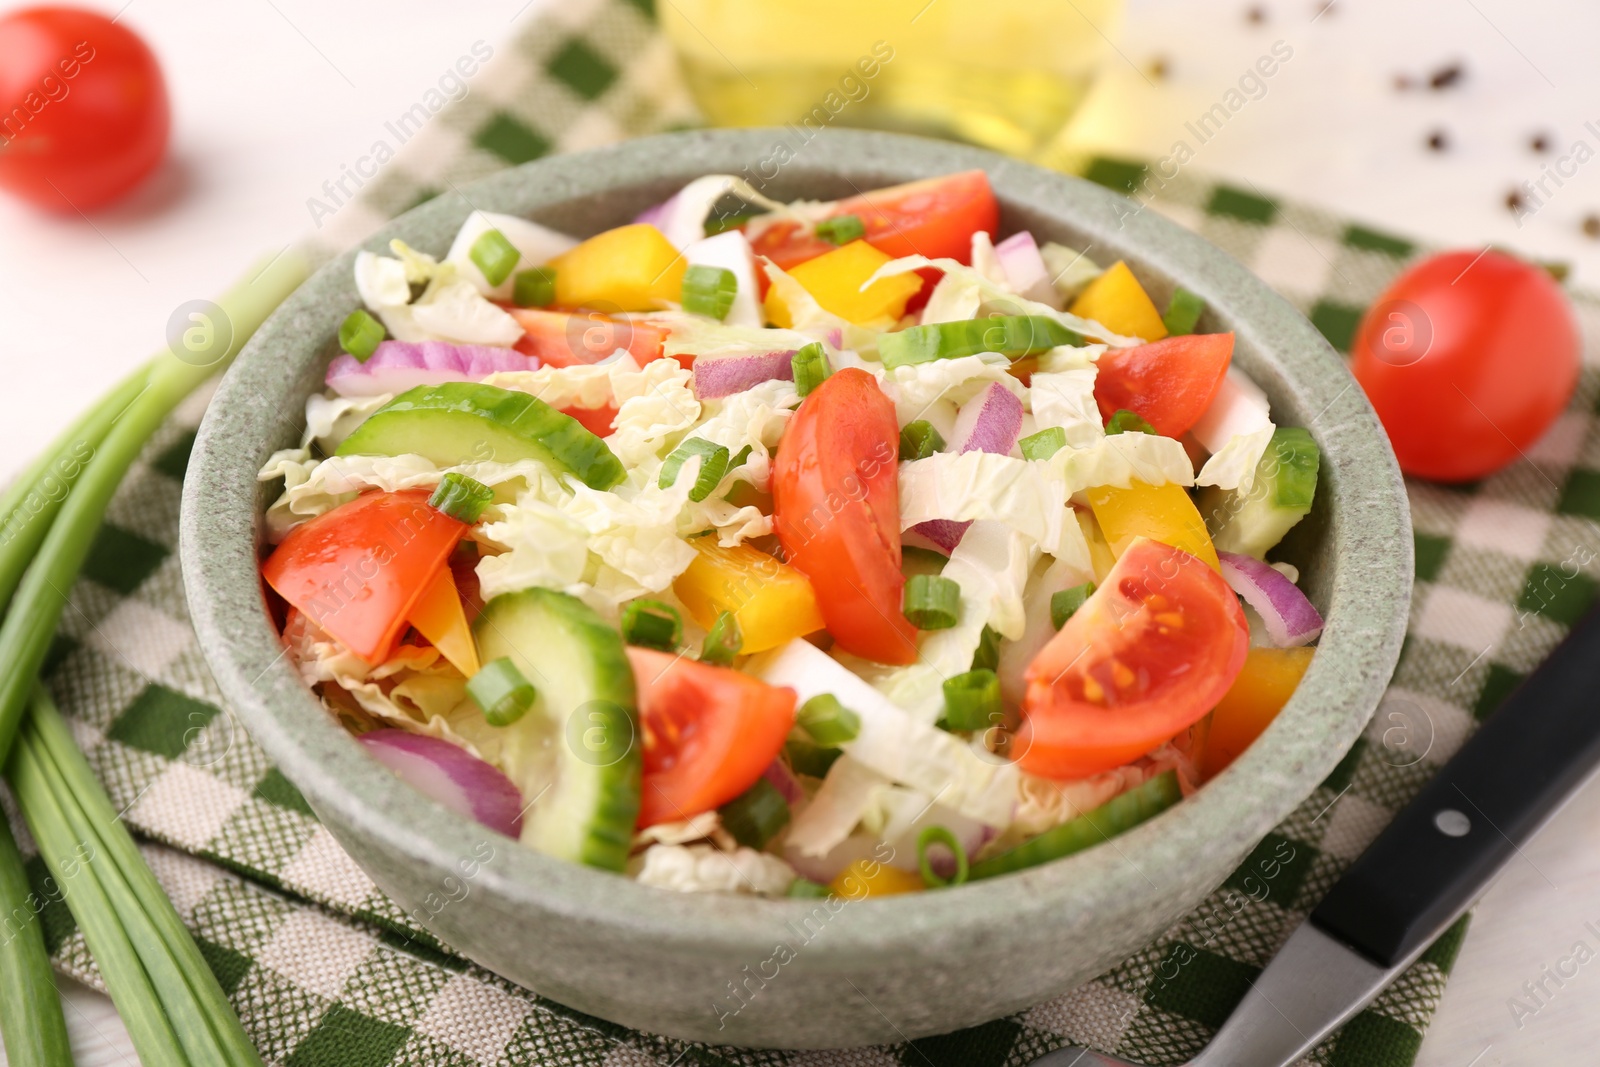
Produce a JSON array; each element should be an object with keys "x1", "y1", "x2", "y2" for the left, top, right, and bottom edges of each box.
[{"x1": 13, "y1": 2, "x2": 1600, "y2": 1064}]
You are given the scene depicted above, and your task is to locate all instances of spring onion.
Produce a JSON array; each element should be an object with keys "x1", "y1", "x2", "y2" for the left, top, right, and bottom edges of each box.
[
  {"x1": 658, "y1": 438, "x2": 731, "y2": 502},
  {"x1": 791, "y1": 342, "x2": 831, "y2": 397},
  {"x1": 1162, "y1": 288, "x2": 1205, "y2": 336},
  {"x1": 1106, "y1": 409, "x2": 1156, "y2": 435},
  {"x1": 903, "y1": 574, "x2": 961, "y2": 630},
  {"x1": 898, "y1": 420, "x2": 945, "y2": 461},
  {"x1": 942, "y1": 669, "x2": 1002, "y2": 732},
  {"x1": 681, "y1": 264, "x2": 738, "y2": 320},
  {"x1": 470, "y1": 228, "x2": 521, "y2": 286},
  {"x1": 0, "y1": 812, "x2": 70, "y2": 1066},
  {"x1": 878, "y1": 315, "x2": 1084, "y2": 369},
  {"x1": 467, "y1": 657, "x2": 537, "y2": 726},
  {"x1": 814, "y1": 214, "x2": 866, "y2": 245},
  {"x1": 796, "y1": 693, "x2": 860, "y2": 747},
  {"x1": 428, "y1": 472, "x2": 494, "y2": 523},
  {"x1": 787, "y1": 878, "x2": 832, "y2": 898},
  {"x1": 700, "y1": 610, "x2": 743, "y2": 667},
  {"x1": 968, "y1": 770, "x2": 1182, "y2": 880},
  {"x1": 338, "y1": 309, "x2": 385, "y2": 361},
  {"x1": 621, "y1": 599, "x2": 682, "y2": 650},
  {"x1": 1050, "y1": 582, "x2": 1096, "y2": 630},
  {"x1": 718, "y1": 777, "x2": 791, "y2": 850},
  {"x1": 971, "y1": 624, "x2": 1001, "y2": 672},
  {"x1": 512, "y1": 266, "x2": 557, "y2": 307},
  {"x1": 917, "y1": 825, "x2": 971, "y2": 888},
  {"x1": 1019, "y1": 426, "x2": 1067, "y2": 462},
  {"x1": 785, "y1": 739, "x2": 843, "y2": 779}
]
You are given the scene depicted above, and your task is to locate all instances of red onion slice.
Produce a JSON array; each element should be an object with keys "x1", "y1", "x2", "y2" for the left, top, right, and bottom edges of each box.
[
  {"x1": 909, "y1": 384, "x2": 1025, "y2": 551},
  {"x1": 762, "y1": 760, "x2": 805, "y2": 806},
  {"x1": 327, "y1": 340, "x2": 538, "y2": 397},
  {"x1": 1217, "y1": 551, "x2": 1324, "y2": 647},
  {"x1": 691, "y1": 350, "x2": 795, "y2": 399},
  {"x1": 359, "y1": 729, "x2": 525, "y2": 838},
  {"x1": 993, "y1": 231, "x2": 1059, "y2": 307}
]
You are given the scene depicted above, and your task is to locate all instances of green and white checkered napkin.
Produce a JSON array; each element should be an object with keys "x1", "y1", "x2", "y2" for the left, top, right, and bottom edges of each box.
[{"x1": 14, "y1": 2, "x2": 1600, "y2": 1064}]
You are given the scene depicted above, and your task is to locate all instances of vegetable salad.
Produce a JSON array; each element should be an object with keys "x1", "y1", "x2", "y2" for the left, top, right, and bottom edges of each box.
[{"x1": 259, "y1": 171, "x2": 1324, "y2": 897}]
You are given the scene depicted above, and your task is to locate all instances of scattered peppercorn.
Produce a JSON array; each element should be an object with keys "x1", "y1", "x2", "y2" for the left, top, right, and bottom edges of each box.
[
  {"x1": 1429, "y1": 63, "x2": 1464, "y2": 90},
  {"x1": 1427, "y1": 129, "x2": 1449, "y2": 151},
  {"x1": 1583, "y1": 215, "x2": 1600, "y2": 239},
  {"x1": 1393, "y1": 73, "x2": 1414, "y2": 91},
  {"x1": 1246, "y1": 5, "x2": 1267, "y2": 23},
  {"x1": 1505, "y1": 189, "x2": 1525, "y2": 213},
  {"x1": 1148, "y1": 56, "x2": 1170, "y2": 80},
  {"x1": 1530, "y1": 133, "x2": 1551, "y2": 153}
]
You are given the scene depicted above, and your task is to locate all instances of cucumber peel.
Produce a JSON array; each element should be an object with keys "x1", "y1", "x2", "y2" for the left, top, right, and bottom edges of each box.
[
  {"x1": 878, "y1": 315, "x2": 1083, "y2": 369},
  {"x1": 968, "y1": 770, "x2": 1181, "y2": 880}
]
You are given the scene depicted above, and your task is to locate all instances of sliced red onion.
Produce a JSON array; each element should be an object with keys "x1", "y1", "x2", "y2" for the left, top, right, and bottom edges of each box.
[
  {"x1": 691, "y1": 350, "x2": 795, "y2": 399},
  {"x1": 907, "y1": 519, "x2": 969, "y2": 554},
  {"x1": 826, "y1": 328, "x2": 843, "y2": 349},
  {"x1": 633, "y1": 197, "x2": 672, "y2": 229},
  {"x1": 993, "y1": 231, "x2": 1060, "y2": 308},
  {"x1": 762, "y1": 760, "x2": 805, "y2": 806},
  {"x1": 359, "y1": 729, "x2": 525, "y2": 838},
  {"x1": 1217, "y1": 551, "x2": 1324, "y2": 647},
  {"x1": 327, "y1": 340, "x2": 537, "y2": 397},
  {"x1": 783, "y1": 833, "x2": 881, "y2": 884},
  {"x1": 909, "y1": 384, "x2": 1025, "y2": 551}
]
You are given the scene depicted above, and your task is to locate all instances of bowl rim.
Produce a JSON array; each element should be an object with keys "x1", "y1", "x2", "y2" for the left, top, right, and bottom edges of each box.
[{"x1": 181, "y1": 128, "x2": 1411, "y2": 959}]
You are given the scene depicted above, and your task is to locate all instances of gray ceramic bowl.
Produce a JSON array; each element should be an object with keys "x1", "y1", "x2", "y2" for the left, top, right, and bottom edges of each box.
[{"x1": 181, "y1": 129, "x2": 1411, "y2": 1049}]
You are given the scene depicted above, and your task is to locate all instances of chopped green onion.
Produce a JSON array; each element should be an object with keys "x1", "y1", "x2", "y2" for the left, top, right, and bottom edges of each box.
[
  {"x1": 470, "y1": 228, "x2": 521, "y2": 286},
  {"x1": 917, "y1": 825, "x2": 971, "y2": 888},
  {"x1": 1162, "y1": 288, "x2": 1205, "y2": 336},
  {"x1": 787, "y1": 878, "x2": 832, "y2": 898},
  {"x1": 903, "y1": 574, "x2": 961, "y2": 630},
  {"x1": 338, "y1": 309, "x2": 385, "y2": 362},
  {"x1": 1050, "y1": 582, "x2": 1096, "y2": 630},
  {"x1": 1019, "y1": 426, "x2": 1067, "y2": 461},
  {"x1": 878, "y1": 315, "x2": 1083, "y2": 369},
  {"x1": 1263, "y1": 427, "x2": 1321, "y2": 508},
  {"x1": 971, "y1": 624, "x2": 1001, "y2": 672},
  {"x1": 467, "y1": 657, "x2": 537, "y2": 726},
  {"x1": 705, "y1": 210, "x2": 758, "y2": 236},
  {"x1": 729, "y1": 443, "x2": 754, "y2": 470},
  {"x1": 700, "y1": 610, "x2": 743, "y2": 666},
  {"x1": 428, "y1": 472, "x2": 494, "y2": 523},
  {"x1": 512, "y1": 266, "x2": 557, "y2": 307},
  {"x1": 659, "y1": 438, "x2": 731, "y2": 502},
  {"x1": 815, "y1": 214, "x2": 866, "y2": 245},
  {"x1": 785, "y1": 738, "x2": 842, "y2": 778},
  {"x1": 682, "y1": 264, "x2": 738, "y2": 320},
  {"x1": 796, "y1": 693, "x2": 860, "y2": 747},
  {"x1": 899, "y1": 420, "x2": 946, "y2": 461},
  {"x1": 621, "y1": 599, "x2": 682, "y2": 650},
  {"x1": 1106, "y1": 409, "x2": 1156, "y2": 435},
  {"x1": 718, "y1": 777, "x2": 791, "y2": 849},
  {"x1": 901, "y1": 545, "x2": 948, "y2": 578},
  {"x1": 792, "y1": 342, "x2": 832, "y2": 396},
  {"x1": 942, "y1": 669, "x2": 1002, "y2": 732},
  {"x1": 0, "y1": 809, "x2": 70, "y2": 1066}
]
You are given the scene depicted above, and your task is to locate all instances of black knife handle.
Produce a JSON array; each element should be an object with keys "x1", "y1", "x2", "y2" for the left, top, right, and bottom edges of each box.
[{"x1": 1311, "y1": 605, "x2": 1600, "y2": 967}]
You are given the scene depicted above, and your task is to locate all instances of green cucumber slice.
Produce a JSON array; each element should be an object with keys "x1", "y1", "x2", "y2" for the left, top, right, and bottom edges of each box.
[
  {"x1": 878, "y1": 315, "x2": 1083, "y2": 369},
  {"x1": 337, "y1": 382, "x2": 625, "y2": 490},
  {"x1": 473, "y1": 589, "x2": 640, "y2": 871},
  {"x1": 1199, "y1": 427, "x2": 1321, "y2": 559},
  {"x1": 968, "y1": 770, "x2": 1181, "y2": 880}
]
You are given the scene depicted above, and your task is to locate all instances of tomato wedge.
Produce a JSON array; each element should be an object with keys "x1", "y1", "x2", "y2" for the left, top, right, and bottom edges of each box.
[
  {"x1": 261, "y1": 490, "x2": 467, "y2": 663},
  {"x1": 628, "y1": 647, "x2": 797, "y2": 827},
  {"x1": 1093, "y1": 333, "x2": 1234, "y2": 438},
  {"x1": 749, "y1": 170, "x2": 999, "y2": 271},
  {"x1": 509, "y1": 307, "x2": 670, "y2": 368},
  {"x1": 772, "y1": 368, "x2": 918, "y2": 665},
  {"x1": 1018, "y1": 538, "x2": 1249, "y2": 779}
]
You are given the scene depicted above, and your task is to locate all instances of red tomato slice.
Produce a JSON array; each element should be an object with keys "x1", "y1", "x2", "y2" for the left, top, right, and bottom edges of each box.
[
  {"x1": 561, "y1": 403, "x2": 618, "y2": 437},
  {"x1": 749, "y1": 171, "x2": 999, "y2": 271},
  {"x1": 772, "y1": 368, "x2": 918, "y2": 665},
  {"x1": 509, "y1": 308, "x2": 669, "y2": 368},
  {"x1": 261, "y1": 490, "x2": 466, "y2": 663},
  {"x1": 1018, "y1": 538, "x2": 1249, "y2": 779},
  {"x1": 628, "y1": 647, "x2": 797, "y2": 827},
  {"x1": 1093, "y1": 333, "x2": 1234, "y2": 438}
]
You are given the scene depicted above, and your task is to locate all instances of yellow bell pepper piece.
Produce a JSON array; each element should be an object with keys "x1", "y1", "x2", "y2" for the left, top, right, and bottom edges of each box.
[
  {"x1": 1200, "y1": 647, "x2": 1315, "y2": 780},
  {"x1": 407, "y1": 566, "x2": 479, "y2": 676},
  {"x1": 1068, "y1": 260, "x2": 1169, "y2": 343},
  {"x1": 764, "y1": 240, "x2": 921, "y2": 327},
  {"x1": 548, "y1": 223, "x2": 686, "y2": 311},
  {"x1": 672, "y1": 538, "x2": 826, "y2": 653},
  {"x1": 1086, "y1": 481, "x2": 1219, "y2": 571},
  {"x1": 1076, "y1": 509, "x2": 1117, "y2": 585},
  {"x1": 829, "y1": 858, "x2": 924, "y2": 898}
]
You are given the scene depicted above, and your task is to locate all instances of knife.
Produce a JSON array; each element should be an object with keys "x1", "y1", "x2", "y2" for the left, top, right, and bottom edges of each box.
[{"x1": 1033, "y1": 603, "x2": 1600, "y2": 1066}]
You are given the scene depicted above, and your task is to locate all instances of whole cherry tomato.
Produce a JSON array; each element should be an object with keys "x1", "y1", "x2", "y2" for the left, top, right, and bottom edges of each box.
[
  {"x1": 1350, "y1": 250, "x2": 1578, "y2": 483},
  {"x1": 0, "y1": 7, "x2": 170, "y2": 212}
]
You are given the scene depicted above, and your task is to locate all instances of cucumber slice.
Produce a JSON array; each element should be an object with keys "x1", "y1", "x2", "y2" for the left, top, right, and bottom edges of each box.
[
  {"x1": 473, "y1": 589, "x2": 640, "y2": 871},
  {"x1": 1199, "y1": 427, "x2": 1321, "y2": 559},
  {"x1": 337, "y1": 382, "x2": 625, "y2": 490},
  {"x1": 968, "y1": 770, "x2": 1181, "y2": 880}
]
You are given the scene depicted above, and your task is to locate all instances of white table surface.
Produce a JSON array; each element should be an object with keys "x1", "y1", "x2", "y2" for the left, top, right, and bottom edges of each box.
[{"x1": 3, "y1": 0, "x2": 1598, "y2": 1062}]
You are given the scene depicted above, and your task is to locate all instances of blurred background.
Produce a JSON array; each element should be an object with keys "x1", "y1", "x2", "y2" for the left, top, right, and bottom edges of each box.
[{"x1": 2, "y1": 0, "x2": 1598, "y2": 1062}]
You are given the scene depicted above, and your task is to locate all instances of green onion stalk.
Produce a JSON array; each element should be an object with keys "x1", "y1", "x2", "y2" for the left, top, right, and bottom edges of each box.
[{"x1": 0, "y1": 250, "x2": 310, "y2": 1065}]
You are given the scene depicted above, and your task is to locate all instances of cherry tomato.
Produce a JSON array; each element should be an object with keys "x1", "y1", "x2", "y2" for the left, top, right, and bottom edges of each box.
[
  {"x1": 261, "y1": 491, "x2": 466, "y2": 663},
  {"x1": 0, "y1": 7, "x2": 169, "y2": 212},
  {"x1": 1351, "y1": 250, "x2": 1579, "y2": 483},
  {"x1": 627, "y1": 646, "x2": 797, "y2": 827},
  {"x1": 508, "y1": 307, "x2": 670, "y2": 368},
  {"x1": 1018, "y1": 537, "x2": 1249, "y2": 779},
  {"x1": 750, "y1": 170, "x2": 999, "y2": 271},
  {"x1": 772, "y1": 367, "x2": 918, "y2": 665},
  {"x1": 1093, "y1": 333, "x2": 1234, "y2": 437}
]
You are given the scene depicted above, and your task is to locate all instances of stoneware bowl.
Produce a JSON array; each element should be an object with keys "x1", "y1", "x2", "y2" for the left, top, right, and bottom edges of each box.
[{"x1": 181, "y1": 128, "x2": 1411, "y2": 1049}]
